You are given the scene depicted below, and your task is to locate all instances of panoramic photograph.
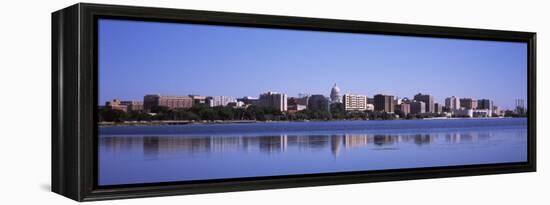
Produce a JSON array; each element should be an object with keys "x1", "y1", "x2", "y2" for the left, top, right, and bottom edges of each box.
[{"x1": 97, "y1": 18, "x2": 528, "y2": 186}]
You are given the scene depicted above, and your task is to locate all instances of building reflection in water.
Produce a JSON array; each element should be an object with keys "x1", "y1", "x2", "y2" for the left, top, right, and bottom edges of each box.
[
  {"x1": 100, "y1": 131, "x2": 494, "y2": 158},
  {"x1": 445, "y1": 131, "x2": 492, "y2": 143}
]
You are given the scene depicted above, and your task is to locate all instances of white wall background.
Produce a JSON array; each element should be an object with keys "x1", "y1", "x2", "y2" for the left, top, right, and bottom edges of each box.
[{"x1": 0, "y1": 0, "x2": 546, "y2": 204}]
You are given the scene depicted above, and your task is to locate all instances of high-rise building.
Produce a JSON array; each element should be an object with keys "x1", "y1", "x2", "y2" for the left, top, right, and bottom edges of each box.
[
  {"x1": 208, "y1": 96, "x2": 237, "y2": 107},
  {"x1": 492, "y1": 105, "x2": 502, "y2": 117},
  {"x1": 414, "y1": 93, "x2": 434, "y2": 113},
  {"x1": 460, "y1": 98, "x2": 477, "y2": 109},
  {"x1": 144, "y1": 94, "x2": 193, "y2": 111},
  {"x1": 330, "y1": 84, "x2": 342, "y2": 103},
  {"x1": 120, "y1": 100, "x2": 144, "y2": 112},
  {"x1": 434, "y1": 103, "x2": 443, "y2": 114},
  {"x1": 477, "y1": 99, "x2": 493, "y2": 109},
  {"x1": 445, "y1": 96, "x2": 461, "y2": 110},
  {"x1": 258, "y1": 92, "x2": 288, "y2": 112},
  {"x1": 515, "y1": 99, "x2": 526, "y2": 115},
  {"x1": 374, "y1": 94, "x2": 395, "y2": 113},
  {"x1": 395, "y1": 103, "x2": 411, "y2": 116},
  {"x1": 159, "y1": 96, "x2": 193, "y2": 110},
  {"x1": 515, "y1": 99, "x2": 525, "y2": 108},
  {"x1": 410, "y1": 100, "x2": 426, "y2": 114},
  {"x1": 308, "y1": 94, "x2": 329, "y2": 111},
  {"x1": 105, "y1": 99, "x2": 128, "y2": 112},
  {"x1": 343, "y1": 94, "x2": 368, "y2": 111},
  {"x1": 143, "y1": 94, "x2": 161, "y2": 111}
]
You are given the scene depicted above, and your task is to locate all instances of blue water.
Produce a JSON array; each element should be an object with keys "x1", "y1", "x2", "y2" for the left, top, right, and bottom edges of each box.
[{"x1": 98, "y1": 118, "x2": 527, "y2": 186}]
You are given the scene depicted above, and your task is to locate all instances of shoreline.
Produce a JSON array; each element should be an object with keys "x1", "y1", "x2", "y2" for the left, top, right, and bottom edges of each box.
[{"x1": 98, "y1": 117, "x2": 523, "y2": 127}]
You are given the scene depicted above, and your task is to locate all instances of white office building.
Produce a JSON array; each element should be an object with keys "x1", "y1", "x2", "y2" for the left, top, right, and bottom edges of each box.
[
  {"x1": 259, "y1": 91, "x2": 288, "y2": 112},
  {"x1": 343, "y1": 94, "x2": 368, "y2": 111},
  {"x1": 208, "y1": 96, "x2": 237, "y2": 107},
  {"x1": 445, "y1": 96, "x2": 461, "y2": 110}
]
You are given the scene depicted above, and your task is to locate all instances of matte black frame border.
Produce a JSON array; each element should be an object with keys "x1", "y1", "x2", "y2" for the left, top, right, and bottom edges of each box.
[{"x1": 52, "y1": 3, "x2": 536, "y2": 202}]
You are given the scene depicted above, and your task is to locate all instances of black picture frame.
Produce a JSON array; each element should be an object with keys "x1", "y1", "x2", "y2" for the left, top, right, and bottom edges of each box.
[{"x1": 52, "y1": 3, "x2": 536, "y2": 201}]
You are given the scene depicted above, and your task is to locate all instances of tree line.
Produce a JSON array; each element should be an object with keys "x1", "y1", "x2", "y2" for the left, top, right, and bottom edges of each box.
[{"x1": 98, "y1": 103, "x2": 452, "y2": 123}]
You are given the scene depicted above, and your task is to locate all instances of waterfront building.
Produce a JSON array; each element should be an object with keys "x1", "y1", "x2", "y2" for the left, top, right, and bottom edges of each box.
[
  {"x1": 515, "y1": 99, "x2": 526, "y2": 115},
  {"x1": 516, "y1": 99, "x2": 525, "y2": 109},
  {"x1": 395, "y1": 103, "x2": 411, "y2": 116},
  {"x1": 189, "y1": 95, "x2": 208, "y2": 105},
  {"x1": 259, "y1": 92, "x2": 288, "y2": 112},
  {"x1": 143, "y1": 94, "x2": 193, "y2": 111},
  {"x1": 330, "y1": 84, "x2": 342, "y2": 103},
  {"x1": 208, "y1": 96, "x2": 237, "y2": 107},
  {"x1": 434, "y1": 103, "x2": 443, "y2": 114},
  {"x1": 473, "y1": 109, "x2": 491, "y2": 118},
  {"x1": 374, "y1": 94, "x2": 395, "y2": 113},
  {"x1": 308, "y1": 94, "x2": 329, "y2": 111},
  {"x1": 410, "y1": 100, "x2": 425, "y2": 114},
  {"x1": 143, "y1": 94, "x2": 160, "y2": 111},
  {"x1": 445, "y1": 96, "x2": 461, "y2": 110},
  {"x1": 287, "y1": 96, "x2": 309, "y2": 113},
  {"x1": 453, "y1": 108, "x2": 473, "y2": 118},
  {"x1": 120, "y1": 100, "x2": 144, "y2": 112},
  {"x1": 343, "y1": 94, "x2": 368, "y2": 111},
  {"x1": 477, "y1": 99, "x2": 493, "y2": 110},
  {"x1": 105, "y1": 99, "x2": 128, "y2": 112},
  {"x1": 414, "y1": 93, "x2": 434, "y2": 113},
  {"x1": 477, "y1": 99, "x2": 493, "y2": 117},
  {"x1": 159, "y1": 95, "x2": 193, "y2": 110},
  {"x1": 492, "y1": 105, "x2": 502, "y2": 117},
  {"x1": 460, "y1": 98, "x2": 477, "y2": 109}
]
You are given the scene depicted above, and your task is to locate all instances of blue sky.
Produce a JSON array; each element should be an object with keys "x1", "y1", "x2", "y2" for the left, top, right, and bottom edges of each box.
[{"x1": 98, "y1": 19, "x2": 527, "y2": 109}]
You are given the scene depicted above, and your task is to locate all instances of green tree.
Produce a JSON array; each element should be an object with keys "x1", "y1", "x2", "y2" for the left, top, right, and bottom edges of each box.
[
  {"x1": 199, "y1": 109, "x2": 219, "y2": 121},
  {"x1": 99, "y1": 108, "x2": 125, "y2": 122},
  {"x1": 215, "y1": 106, "x2": 235, "y2": 120},
  {"x1": 126, "y1": 111, "x2": 152, "y2": 121},
  {"x1": 330, "y1": 103, "x2": 346, "y2": 119},
  {"x1": 150, "y1": 105, "x2": 170, "y2": 114}
]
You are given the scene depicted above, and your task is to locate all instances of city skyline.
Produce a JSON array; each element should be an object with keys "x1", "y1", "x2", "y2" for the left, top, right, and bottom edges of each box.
[
  {"x1": 99, "y1": 85, "x2": 524, "y2": 111},
  {"x1": 99, "y1": 19, "x2": 528, "y2": 109}
]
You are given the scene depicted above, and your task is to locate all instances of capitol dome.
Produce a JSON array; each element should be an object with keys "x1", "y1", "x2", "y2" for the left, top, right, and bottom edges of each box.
[{"x1": 330, "y1": 83, "x2": 342, "y2": 103}]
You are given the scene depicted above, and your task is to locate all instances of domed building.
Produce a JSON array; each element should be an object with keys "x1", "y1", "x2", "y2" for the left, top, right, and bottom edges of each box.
[{"x1": 330, "y1": 83, "x2": 342, "y2": 103}]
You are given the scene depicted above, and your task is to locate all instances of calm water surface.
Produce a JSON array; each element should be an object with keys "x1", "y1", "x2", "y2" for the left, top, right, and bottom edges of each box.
[{"x1": 99, "y1": 118, "x2": 527, "y2": 185}]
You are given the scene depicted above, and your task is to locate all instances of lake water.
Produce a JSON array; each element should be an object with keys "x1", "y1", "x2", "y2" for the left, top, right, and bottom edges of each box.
[{"x1": 98, "y1": 118, "x2": 527, "y2": 186}]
